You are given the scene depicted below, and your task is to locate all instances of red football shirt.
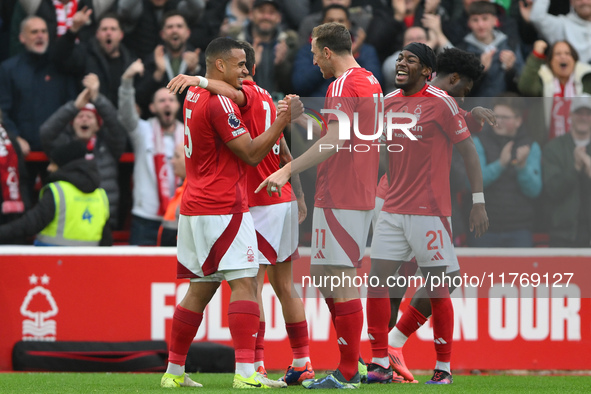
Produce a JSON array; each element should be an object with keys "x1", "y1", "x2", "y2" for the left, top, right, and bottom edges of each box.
[
  {"x1": 382, "y1": 84, "x2": 470, "y2": 217},
  {"x1": 314, "y1": 67, "x2": 383, "y2": 210},
  {"x1": 240, "y1": 80, "x2": 292, "y2": 207},
  {"x1": 180, "y1": 87, "x2": 250, "y2": 215}
]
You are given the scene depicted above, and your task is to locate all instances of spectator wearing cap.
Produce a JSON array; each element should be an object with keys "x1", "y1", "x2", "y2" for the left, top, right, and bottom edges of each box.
[
  {"x1": 543, "y1": 95, "x2": 591, "y2": 247},
  {"x1": 237, "y1": 0, "x2": 298, "y2": 96},
  {"x1": 292, "y1": 4, "x2": 382, "y2": 97},
  {"x1": 457, "y1": 1, "x2": 524, "y2": 97},
  {"x1": 529, "y1": 0, "x2": 591, "y2": 64},
  {"x1": 518, "y1": 40, "x2": 591, "y2": 142},
  {"x1": 51, "y1": 11, "x2": 136, "y2": 108},
  {"x1": 40, "y1": 73, "x2": 126, "y2": 228},
  {"x1": 0, "y1": 139, "x2": 110, "y2": 246}
]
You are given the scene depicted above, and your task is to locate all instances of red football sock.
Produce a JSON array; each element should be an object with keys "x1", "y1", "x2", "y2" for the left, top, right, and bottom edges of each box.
[
  {"x1": 228, "y1": 301, "x2": 260, "y2": 364},
  {"x1": 285, "y1": 320, "x2": 310, "y2": 359},
  {"x1": 396, "y1": 305, "x2": 428, "y2": 338},
  {"x1": 367, "y1": 287, "x2": 390, "y2": 359},
  {"x1": 430, "y1": 292, "x2": 453, "y2": 363},
  {"x1": 334, "y1": 299, "x2": 363, "y2": 381},
  {"x1": 255, "y1": 321, "x2": 265, "y2": 364},
  {"x1": 325, "y1": 297, "x2": 336, "y2": 327},
  {"x1": 168, "y1": 305, "x2": 203, "y2": 366}
]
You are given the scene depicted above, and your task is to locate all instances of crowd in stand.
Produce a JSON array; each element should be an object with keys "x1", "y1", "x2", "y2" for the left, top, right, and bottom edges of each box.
[{"x1": 0, "y1": 0, "x2": 590, "y2": 247}]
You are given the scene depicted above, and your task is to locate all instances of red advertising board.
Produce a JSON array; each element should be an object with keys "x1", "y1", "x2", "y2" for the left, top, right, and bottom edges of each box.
[{"x1": 1, "y1": 247, "x2": 590, "y2": 371}]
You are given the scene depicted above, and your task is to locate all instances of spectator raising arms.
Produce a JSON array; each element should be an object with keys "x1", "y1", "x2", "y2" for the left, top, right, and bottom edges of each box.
[
  {"x1": 530, "y1": 0, "x2": 591, "y2": 64},
  {"x1": 52, "y1": 10, "x2": 136, "y2": 108},
  {"x1": 118, "y1": 59, "x2": 184, "y2": 246},
  {"x1": 518, "y1": 40, "x2": 591, "y2": 141},
  {"x1": 40, "y1": 73, "x2": 126, "y2": 228}
]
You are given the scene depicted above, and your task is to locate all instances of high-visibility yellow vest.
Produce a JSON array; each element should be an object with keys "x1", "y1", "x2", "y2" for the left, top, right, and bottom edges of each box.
[{"x1": 37, "y1": 181, "x2": 109, "y2": 246}]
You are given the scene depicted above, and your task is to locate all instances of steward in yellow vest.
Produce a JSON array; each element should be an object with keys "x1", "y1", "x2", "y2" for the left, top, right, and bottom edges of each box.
[{"x1": 0, "y1": 140, "x2": 110, "y2": 245}]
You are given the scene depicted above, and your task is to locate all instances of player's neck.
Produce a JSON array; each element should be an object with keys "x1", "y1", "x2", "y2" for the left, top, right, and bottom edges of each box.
[
  {"x1": 333, "y1": 55, "x2": 360, "y2": 78},
  {"x1": 402, "y1": 81, "x2": 427, "y2": 96}
]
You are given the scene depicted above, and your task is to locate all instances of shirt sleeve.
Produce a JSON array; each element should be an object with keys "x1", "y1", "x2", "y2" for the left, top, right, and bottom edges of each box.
[
  {"x1": 209, "y1": 94, "x2": 249, "y2": 143},
  {"x1": 439, "y1": 96, "x2": 470, "y2": 144}
]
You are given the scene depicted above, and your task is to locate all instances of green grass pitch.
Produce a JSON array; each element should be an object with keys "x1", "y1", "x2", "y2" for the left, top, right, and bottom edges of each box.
[{"x1": 0, "y1": 372, "x2": 590, "y2": 393}]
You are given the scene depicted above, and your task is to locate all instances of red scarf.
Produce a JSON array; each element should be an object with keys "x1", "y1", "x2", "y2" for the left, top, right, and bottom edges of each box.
[
  {"x1": 150, "y1": 119, "x2": 184, "y2": 216},
  {"x1": 53, "y1": 0, "x2": 78, "y2": 37},
  {"x1": 549, "y1": 77, "x2": 575, "y2": 140},
  {"x1": 0, "y1": 125, "x2": 25, "y2": 214}
]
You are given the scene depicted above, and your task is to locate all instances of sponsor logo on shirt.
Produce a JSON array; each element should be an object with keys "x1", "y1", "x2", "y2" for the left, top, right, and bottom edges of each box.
[
  {"x1": 228, "y1": 113, "x2": 241, "y2": 128},
  {"x1": 232, "y1": 127, "x2": 247, "y2": 137}
]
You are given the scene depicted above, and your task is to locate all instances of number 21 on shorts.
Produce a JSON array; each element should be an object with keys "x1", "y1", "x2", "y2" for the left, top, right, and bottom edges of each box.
[{"x1": 426, "y1": 230, "x2": 444, "y2": 250}]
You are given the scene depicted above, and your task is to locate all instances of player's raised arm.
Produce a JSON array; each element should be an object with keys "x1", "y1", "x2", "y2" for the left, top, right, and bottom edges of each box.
[{"x1": 455, "y1": 136, "x2": 489, "y2": 237}]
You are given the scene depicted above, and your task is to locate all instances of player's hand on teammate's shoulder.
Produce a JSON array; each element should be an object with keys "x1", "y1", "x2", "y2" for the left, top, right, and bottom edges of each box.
[
  {"x1": 167, "y1": 74, "x2": 200, "y2": 95},
  {"x1": 469, "y1": 203, "x2": 489, "y2": 238},
  {"x1": 471, "y1": 106, "x2": 496, "y2": 127}
]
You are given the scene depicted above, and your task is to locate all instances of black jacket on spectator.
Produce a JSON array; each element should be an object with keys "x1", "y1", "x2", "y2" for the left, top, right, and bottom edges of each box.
[
  {"x1": 0, "y1": 158, "x2": 111, "y2": 245},
  {"x1": 0, "y1": 50, "x2": 77, "y2": 150},
  {"x1": 52, "y1": 31, "x2": 136, "y2": 107},
  {"x1": 478, "y1": 128, "x2": 536, "y2": 233},
  {"x1": 39, "y1": 95, "x2": 126, "y2": 226}
]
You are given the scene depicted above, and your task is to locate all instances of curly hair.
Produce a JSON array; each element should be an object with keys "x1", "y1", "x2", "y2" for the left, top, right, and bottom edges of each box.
[{"x1": 436, "y1": 47, "x2": 484, "y2": 83}]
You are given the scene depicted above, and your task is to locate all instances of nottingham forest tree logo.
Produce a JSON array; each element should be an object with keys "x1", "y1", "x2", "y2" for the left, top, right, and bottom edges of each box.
[{"x1": 20, "y1": 274, "x2": 58, "y2": 341}]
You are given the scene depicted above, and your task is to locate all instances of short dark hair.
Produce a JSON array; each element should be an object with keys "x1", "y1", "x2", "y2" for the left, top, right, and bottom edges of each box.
[
  {"x1": 312, "y1": 22, "x2": 351, "y2": 55},
  {"x1": 161, "y1": 10, "x2": 188, "y2": 30},
  {"x1": 492, "y1": 92, "x2": 524, "y2": 117},
  {"x1": 467, "y1": 1, "x2": 497, "y2": 17},
  {"x1": 238, "y1": 40, "x2": 255, "y2": 75},
  {"x1": 437, "y1": 47, "x2": 484, "y2": 83},
  {"x1": 547, "y1": 40, "x2": 579, "y2": 64},
  {"x1": 204, "y1": 37, "x2": 244, "y2": 70},
  {"x1": 97, "y1": 12, "x2": 121, "y2": 29},
  {"x1": 321, "y1": 4, "x2": 350, "y2": 23}
]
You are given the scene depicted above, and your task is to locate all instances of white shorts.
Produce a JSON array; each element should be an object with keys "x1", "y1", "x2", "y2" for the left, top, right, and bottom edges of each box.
[
  {"x1": 177, "y1": 212, "x2": 259, "y2": 281},
  {"x1": 311, "y1": 207, "x2": 373, "y2": 268},
  {"x1": 371, "y1": 212, "x2": 459, "y2": 270},
  {"x1": 372, "y1": 196, "x2": 385, "y2": 232},
  {"x1": 250, "y1": 201, "x2": 299, "y2": 265}
]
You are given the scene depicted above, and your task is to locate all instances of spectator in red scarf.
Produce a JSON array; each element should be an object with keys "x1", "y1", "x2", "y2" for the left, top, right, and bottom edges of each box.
[{"x1": 518, "y1": 40, "x2": 591, "y2": 142}]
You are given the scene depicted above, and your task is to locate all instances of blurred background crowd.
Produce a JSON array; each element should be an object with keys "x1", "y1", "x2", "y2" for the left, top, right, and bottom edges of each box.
[{"x1": 0, "y1": 0, "x2": 589, "y2": 248}]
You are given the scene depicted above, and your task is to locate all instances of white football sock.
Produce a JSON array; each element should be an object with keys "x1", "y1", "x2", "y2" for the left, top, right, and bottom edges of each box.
[
  {"x1": 435, "y1": 361, "x2": 451, "y2": 373},
  {"x1": 389, "y1": 327, "x2": 408, "y2": 348},
  {"x1": 292, "y1": 357, "x2": 310, "y2": 368},
  {"x1": 236, "y1": 362, "x2": 255, "y2": 378},
  {"x1": 371, "y1": 357, "x2": 389, "y2": 369},
  {"x1": 166, "y1": 362, "x2": 184, "y2": 376}
]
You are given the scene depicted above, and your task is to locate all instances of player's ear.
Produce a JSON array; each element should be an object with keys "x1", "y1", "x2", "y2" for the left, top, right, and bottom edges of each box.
[
  {"x1": 215, "y1": 58, "x2": 225, "y2": 73},
  {"x1": 450, "y1": 72, "x2": 461, "y2": 85},
  {"x1": 323, "y1": 47, "x2": 330, "y2": 59}
]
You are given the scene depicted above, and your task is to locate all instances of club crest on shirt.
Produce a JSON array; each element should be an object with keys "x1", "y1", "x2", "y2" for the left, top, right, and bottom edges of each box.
[{"x1": 228, "y1": 113, "x2": 241, "y2": 129}]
